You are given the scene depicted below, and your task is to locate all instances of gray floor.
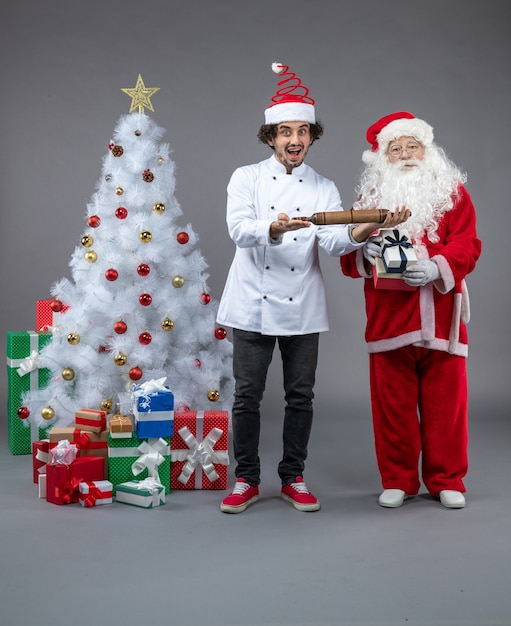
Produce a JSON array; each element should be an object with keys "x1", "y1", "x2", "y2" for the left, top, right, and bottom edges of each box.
[{"x1": 1, "y1": 395, "x2": 510, "y2": 626}]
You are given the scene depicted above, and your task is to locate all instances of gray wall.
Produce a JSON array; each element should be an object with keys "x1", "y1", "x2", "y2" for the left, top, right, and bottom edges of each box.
[{"x1": 1, "y1": 0, "x2": 509, "y2": 417}]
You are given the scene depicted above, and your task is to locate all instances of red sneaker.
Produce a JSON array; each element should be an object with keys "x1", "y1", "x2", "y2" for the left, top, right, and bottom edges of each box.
[
  {"x1": 220, "y1": 478, "x2": 259, "y2": 513},
  {"x1": 281, "y1": 477, "x2": 320, "y2": 512}
]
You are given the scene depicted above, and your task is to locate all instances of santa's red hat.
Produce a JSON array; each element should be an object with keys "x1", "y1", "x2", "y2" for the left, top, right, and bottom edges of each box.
[
  {"x1": 264, "y1": 62, "x2": 316, "y2": 125},
  {"x1": 363, "y1": 111, "x2": 434, "y2": 163}
]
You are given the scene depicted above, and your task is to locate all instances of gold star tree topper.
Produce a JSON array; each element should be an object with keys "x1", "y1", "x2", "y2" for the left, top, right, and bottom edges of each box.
[{"x1": 121, "y1": 74, "x2": 160, "y2": 113}]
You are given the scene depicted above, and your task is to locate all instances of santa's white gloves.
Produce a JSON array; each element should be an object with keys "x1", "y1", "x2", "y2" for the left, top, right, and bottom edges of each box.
[
  {"x1": 402, "y1": 259, "x2": 440, "y2": 287},
  {"x1": 363, "y1": 235, "x2": 382, "y2": 266}
]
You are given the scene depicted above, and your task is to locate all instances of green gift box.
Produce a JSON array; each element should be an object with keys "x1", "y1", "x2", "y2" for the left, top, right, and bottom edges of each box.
[
  {"x1": 6, "y1": 331, "x2": 52, "y2": 455},
  {"x1": 115, "y1": 479, "x2": 165, "y2": 508},
  {"x1": 108, "y1": 432, "x2": 170, "y2": 495}
]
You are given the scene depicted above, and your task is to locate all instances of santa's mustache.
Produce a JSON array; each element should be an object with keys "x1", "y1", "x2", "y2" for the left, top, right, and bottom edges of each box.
[{"x1": 392, "y1": 159, "x2": 423, "y2": 171}]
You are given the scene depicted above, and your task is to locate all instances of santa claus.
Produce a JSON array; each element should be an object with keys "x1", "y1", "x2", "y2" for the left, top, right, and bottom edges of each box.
[{"x1": 340, "y1": 111, "x2": 482, "y2": 509}]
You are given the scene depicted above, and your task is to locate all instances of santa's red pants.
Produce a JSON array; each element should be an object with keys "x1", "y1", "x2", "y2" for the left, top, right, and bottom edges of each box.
[{"x1": 369, "y1": 346, "x2": 468, "y2": 496}]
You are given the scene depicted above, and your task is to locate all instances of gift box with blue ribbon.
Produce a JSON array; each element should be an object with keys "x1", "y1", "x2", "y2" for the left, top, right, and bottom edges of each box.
[{"x1": 380, "y1": 229, "x2": 417, "y2": 274}]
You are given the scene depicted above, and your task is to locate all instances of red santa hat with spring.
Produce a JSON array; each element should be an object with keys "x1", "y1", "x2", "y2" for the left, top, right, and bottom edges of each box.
[
  {"x1": 362, "y1": 111, "x2": 434, "y2": 164},
  {"x1": 264, "y1": 62, "x2": 316, "y2": 125}
]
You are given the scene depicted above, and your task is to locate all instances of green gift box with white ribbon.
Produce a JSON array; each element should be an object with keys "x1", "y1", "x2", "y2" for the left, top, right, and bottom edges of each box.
[
  {"x1": 115, "y1": 479, "x2": 165, "y2": 509},
  {"x1": 6, "y1": 331, "x2": 52, "y2": 455},
  {"x1": 108, "y1": 432, "x2": 171, "y2": 495}
]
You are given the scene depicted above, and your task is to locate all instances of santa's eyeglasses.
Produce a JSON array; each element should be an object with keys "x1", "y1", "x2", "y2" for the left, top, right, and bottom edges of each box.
[{"x1": 387, "y1": 142, "x2": 422, "y2": 157}]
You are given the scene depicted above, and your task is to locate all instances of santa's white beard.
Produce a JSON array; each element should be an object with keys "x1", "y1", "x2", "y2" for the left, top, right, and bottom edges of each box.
[{"x1": 355, "y1": 147, "x2": 465, "y2": 243}]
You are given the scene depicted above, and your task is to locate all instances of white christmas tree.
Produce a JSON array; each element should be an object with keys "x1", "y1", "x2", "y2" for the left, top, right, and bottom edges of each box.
[{"x1": 22, "y1": 75, "x2": 234, "y2": 429}]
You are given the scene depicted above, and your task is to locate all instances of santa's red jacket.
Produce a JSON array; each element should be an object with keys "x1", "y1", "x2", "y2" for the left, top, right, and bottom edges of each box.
[{"x1": 340, "y1": 185, "x2": 482, "y2": 357}]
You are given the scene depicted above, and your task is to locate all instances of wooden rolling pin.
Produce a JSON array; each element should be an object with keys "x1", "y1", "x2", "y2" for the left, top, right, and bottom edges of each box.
[{"x1": 299, "y1": 208, "x2": 389, "y2": 225}]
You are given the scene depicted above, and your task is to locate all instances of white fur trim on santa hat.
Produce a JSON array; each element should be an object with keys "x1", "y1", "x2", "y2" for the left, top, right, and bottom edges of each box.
[
  {"x1": 264, "y1": 101, "x2": 316, "y2": 125},
  {"x1": 363, "y1": 117, "x2": 434, "y2": 164}
]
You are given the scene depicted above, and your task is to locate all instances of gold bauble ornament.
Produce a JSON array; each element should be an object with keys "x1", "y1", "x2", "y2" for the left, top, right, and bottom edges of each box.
[
  {"x1": 115, "y1": 187, "x2": 124, "y2": 196},
  {"x1": 62, "y1": 368, "x2": 75, "y2": 381},
  {"x1": 114, "y1": 352, "x2": 127, "y2": 366},
  {"x1": 67, "y1": 333, "x2": 80, "y2": 345},
  {"x1": 161, "y1": 317, "x2": 175, "y2": 331},
  {"x1": 153, "y1": 202, "x2": 165, "y2": 214},
  {"x1": 100, "y1": 399, "x2": 113, "y2": 412},
  {"x1": 41, "y1": 406, "x2": 55, "y2": 420},
  {"x1": 172, "y1": 275, "x2": 185, "y2": 288},
  {"x1": 207, "y1": 389, "x2": 220, "y2": 402},
  {"x1": 81, "y1": 235, "x2": 94, "y2": 247},
  {"x1": 139, "y1": 230, "x2": 152, "y2": 243},
  {"x1": 84, "y1": 250, "x2": 98, "y2": 263}
]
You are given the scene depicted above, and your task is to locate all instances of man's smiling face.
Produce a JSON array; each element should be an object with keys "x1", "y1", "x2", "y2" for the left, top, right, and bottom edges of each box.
[{"x1": 268, "y1": 121, "x2": 313, "y2": 173}]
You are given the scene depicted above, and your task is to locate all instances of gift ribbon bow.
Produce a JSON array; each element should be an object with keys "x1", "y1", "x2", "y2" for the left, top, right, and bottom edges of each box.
[
  {"x1": 177, "y1": 426, "x2": 225, "y2": 485},
  {"x1": 72, "y1": 429, "x2": 92, "y2": 450},
  {"x1": 135, "y1": 477, "x2": 164, "y2": 507},
  {"x1": 80, "y1": 482, "x2": 113, "y2": 507},
  {"x1": 382, "y1": 230, "x2": 413, "y2": 263},
  {"x1": 133, "y1": 377, "x2": 169, "y2": 410},
  {"x1": 131, "y1": 438, "x2": 167, "y2": 482},
  {"x1": 56, "y1": 476, "x2": 83, "y2": 504},
  {"x1": 16, "y1": 350, "x2": 41, "y2": 376}
]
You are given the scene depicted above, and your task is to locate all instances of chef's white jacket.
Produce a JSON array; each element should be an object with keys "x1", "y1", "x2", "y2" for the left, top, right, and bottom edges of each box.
[{"x1": 217, "y1": 155, "x2": 365, "y2": 336}]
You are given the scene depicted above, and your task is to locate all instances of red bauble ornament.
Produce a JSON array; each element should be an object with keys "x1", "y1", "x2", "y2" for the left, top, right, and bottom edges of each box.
[
  {"x1": 114, "y1": 321, "x2": 127, "y2": 334},
  {"x1": 139, "y1": 293, "x2": 152, "y2": 306},
  {"x1": 137, "y1": 263, "x2": 150, "y2": 276},
  {"x1": 177, "y1": 232, "x2": 189, "y2": 244},
  {"x1": 17, "y1": 406, "x2": 30, "y2": 420},
  {"x1": 50, "y1": 299, "x2": 63, "y2": 312},
  {"x1": 88, "y1": 215, "x2": 101, "y2": 228},
  {"x1": 201, "y1": 293, "x2": 211, "y2": 305},
  {"x1": 129, "y1": 367, "x2": 143, "y2": 381},
  {"x1": 215, "y1": 327, "x2": 227, "y2": 340},
  {"x1": 115, "y1": 207, "x2": 128, "y2": 219},
  {"x1": 139, "y1": 331, "x2": 152, "y2": 345},
  {"x1": 105, "y1": 268, "x2": 119, "y2": 281},
  {"x1": 194, "y1": 359, "x2": 201, "y2": 368}
]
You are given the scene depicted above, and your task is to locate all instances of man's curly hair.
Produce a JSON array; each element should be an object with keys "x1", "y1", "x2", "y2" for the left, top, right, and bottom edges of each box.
[{"x1": 257, "y1": 122, "x2": 324, "y2": 147}]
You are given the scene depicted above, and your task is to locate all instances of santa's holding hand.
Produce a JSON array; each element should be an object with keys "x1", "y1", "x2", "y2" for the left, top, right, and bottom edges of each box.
[{"x1": 341, "y1": 112, "x2": 482, "y2": 509}]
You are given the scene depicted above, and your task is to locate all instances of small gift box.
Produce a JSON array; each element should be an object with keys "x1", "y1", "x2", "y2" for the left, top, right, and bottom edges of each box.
[
  {"x1": 50, "y1": 439, "x2": 79, "y2": 465},
  {"x1": 372, "y1": 257, "x2": 417, "y2": 291},
  {"x1": 115, "y1": 479, "x2": 165, "y2": 508},
  {"x1": 109, "y1": 414, "x2": 133, "y2": 439},
  {"x1": 79, "y1": 480, "x2": 113, "y2": 507},
  {"x1": 133, "y1": 378, "x2": 174, "y2": 439},
  {"x1": 46, "y1": 456, "x2": 105, "y2": 505},
  {"x1": 380, "y1": 229, "x2": 417, "y2": 274},
  {"x1": 35, "y1": 299, "x2": 70, "y2": 332},
  {"x1": 32, "y1": 439, "x2": 50, "y2": 483},
  {"x1": 49, "y1": 427, "x2": 109, "y2": 475},
  {"x1": 108, "y1": 433, "x2": 170, "y2": 494},
  {"x1": 171, "y1": 411, "x2": 229, "y2": 490},
  {"x1": 75, "y1": 408, "x2": 107, "y2": 434},
  {"x1": 6, "y1": 330, "x2": 52, "y2": 455}
]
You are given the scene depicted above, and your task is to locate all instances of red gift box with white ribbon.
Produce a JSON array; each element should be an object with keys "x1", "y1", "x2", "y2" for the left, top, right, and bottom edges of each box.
[{"x1": 170, "y1": 411, "x2": 229, "y2": 490}]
